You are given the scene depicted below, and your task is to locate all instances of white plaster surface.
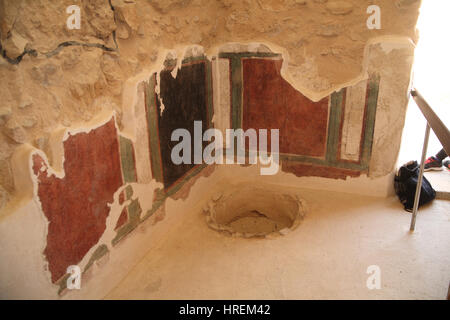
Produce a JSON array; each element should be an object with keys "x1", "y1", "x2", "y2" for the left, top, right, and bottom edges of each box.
[
  {"x1": 132, "y1": 82, "x2": 153, "y2": 183},
  {"x1": 368, "y1": 39, "x2": 415, "y2": 178},
  {"x1": 0, "y1": 200, "x2": 55, "y2": 299},
  {"x1": 341, "y1": 79, "x2": 367, "y2": 161},
  {"x1": 106, "y1": 187, "x2": 450, "y2": 300},
  {"x1": 212, "y1": 58, "x2": 231, "y2": 137}
]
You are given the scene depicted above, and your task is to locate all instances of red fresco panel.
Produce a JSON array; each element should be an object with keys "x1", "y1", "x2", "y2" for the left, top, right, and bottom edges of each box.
[
  {"x1": 32, "y1": 119, "x2": 123, "y2": 282},
  {"x1": 242, "y1": 58, "x2": 329, "y2": 157}
]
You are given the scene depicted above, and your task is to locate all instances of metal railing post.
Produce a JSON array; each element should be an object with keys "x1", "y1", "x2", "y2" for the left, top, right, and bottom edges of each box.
[{"x1": 410, "y1": 122, "x2": 431, "y2": 231}]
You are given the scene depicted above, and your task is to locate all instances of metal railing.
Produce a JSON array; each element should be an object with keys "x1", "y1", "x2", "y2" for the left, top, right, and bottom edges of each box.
[{"x1": 409, "y1": 89, "x2": 450, "y2": 231}]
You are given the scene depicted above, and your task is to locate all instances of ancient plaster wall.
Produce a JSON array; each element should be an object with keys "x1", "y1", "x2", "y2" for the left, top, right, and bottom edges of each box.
[
  {"x1": 0, "y1": 0, "x2": 420, "y2": 299},
  {"x1": 0, "y1": 0, "x2": 420, "y2": 208}
]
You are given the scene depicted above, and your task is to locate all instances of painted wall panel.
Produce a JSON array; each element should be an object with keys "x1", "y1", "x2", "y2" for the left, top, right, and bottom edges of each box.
[
  {"x1": 32, "y1": 119, "x2": 123, "y2": 283},
  {"x1": 152, "y1": 60, "x2": 211, "y2": 190},
  {"x1": 242, "y1": 58, "x2": 329, "y2": 157}
]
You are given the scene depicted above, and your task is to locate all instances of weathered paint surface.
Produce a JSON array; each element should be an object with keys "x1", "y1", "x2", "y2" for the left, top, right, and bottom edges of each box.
[
  {"x1": 29, "y1": 52, "x2": 380, "y2": 286},
  {"x1": 0, "y1": 38, "x2": 415, "y2": 299},
  {"x1": 223, "y1": 52, "x2": 380, "y2": 179},
  {"x1": 156, "y1": 61, "x2": 209, "y2": 189},
  {"x1": 32, "y1": 119, "x2": 123, "y2": 283},
  {"x1": 242, "y1": 58, "x2": 329, "y2": 157},
  {"x1": 144, "y1": 57, "x2": 214, "y2": 193}
]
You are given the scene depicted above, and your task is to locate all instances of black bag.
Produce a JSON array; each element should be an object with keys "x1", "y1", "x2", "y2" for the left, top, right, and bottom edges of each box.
[{"x1": 394, "y1": 161, "x2": 436, "y2": 212}]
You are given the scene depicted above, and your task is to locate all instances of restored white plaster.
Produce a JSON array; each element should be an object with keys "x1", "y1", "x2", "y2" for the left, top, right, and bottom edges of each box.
[
  {"x1": 132, "y1": 82, "x2": 153, "y2": 183},
  {"x1": 212, "y1": 58, "x2": 231, "y2": 137},
  {"x1": 341, "y1": 79, "x2": 368, "y2": 161}
]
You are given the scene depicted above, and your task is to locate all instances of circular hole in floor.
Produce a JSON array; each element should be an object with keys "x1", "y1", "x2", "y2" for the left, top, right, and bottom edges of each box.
[{"x1": 203, "y1": 187, "x2": 307, "y2": 238}]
